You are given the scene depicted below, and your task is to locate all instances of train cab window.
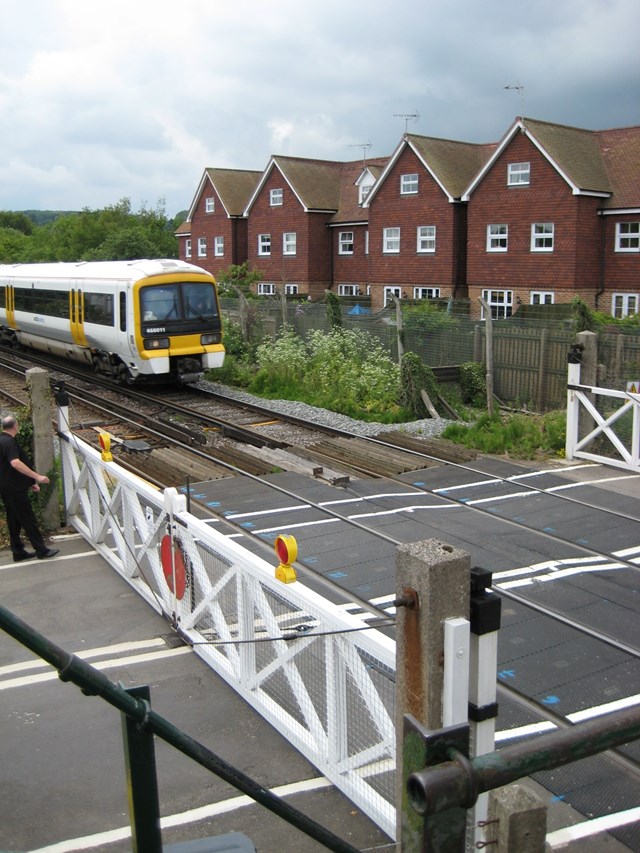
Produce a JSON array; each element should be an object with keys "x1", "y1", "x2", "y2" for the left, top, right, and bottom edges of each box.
[
  {"x1": 119, "y1": 292, "x2": 127, "y2": 332},
  {"x1": 141, "y1": 286, "x2": 179, "y2": 322},
  {"x1": 185, "y1": 284, "x2": 218, "y2": 319},
  {"x1": 84, "y1": 292, "x2": 114, "y2": 326}
]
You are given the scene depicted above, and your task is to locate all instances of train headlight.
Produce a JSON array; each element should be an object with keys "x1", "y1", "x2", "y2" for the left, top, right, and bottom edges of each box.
[
  {"x1": 201, "y1": 333, "x2": 220, "y2": 345},
  {"x1": 143, "y1": 337, "x2": 169, "y2": 350}
]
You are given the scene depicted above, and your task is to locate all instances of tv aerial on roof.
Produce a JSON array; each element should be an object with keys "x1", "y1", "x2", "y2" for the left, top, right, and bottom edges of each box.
[
  {"x1": 393, "y1": 111, "x2": 420, "y2": 132},
  {"x1": 504, "y1": 82, "x2": 525, "y2": 115},
  {"x1": 348, "y1": 142, "x2": 373, "y2": 162}
]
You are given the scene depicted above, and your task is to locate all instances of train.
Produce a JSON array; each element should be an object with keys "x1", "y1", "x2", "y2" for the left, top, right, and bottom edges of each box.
[{"x1": 0, "y1": 258, "x2": 225, "y2": 384}]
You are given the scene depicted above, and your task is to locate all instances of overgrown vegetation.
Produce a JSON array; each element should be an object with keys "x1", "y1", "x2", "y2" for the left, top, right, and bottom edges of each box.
[{"x1": 442, "y1": 410, "x2": 566, "y2": 459}]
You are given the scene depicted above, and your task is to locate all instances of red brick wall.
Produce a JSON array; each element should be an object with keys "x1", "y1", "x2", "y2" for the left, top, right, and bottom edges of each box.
[
  {"x1": 599, "y1": 214, "x2": 640, "y2": 311},
  {"x1": 182, "y1": 184, "x2": 248, "y2": 279},
  {"x1": 466, "y1": 134, "x2": 602, "y2": 296},
  {"x1": 366, "y1": 148, "x2": 460, "y2": 295},
  {"x1": 247, "y1": 169, "x2": 332, "y2": 293}
]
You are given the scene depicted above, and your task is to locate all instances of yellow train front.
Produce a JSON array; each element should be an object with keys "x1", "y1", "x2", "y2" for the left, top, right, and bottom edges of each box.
[{"x1": 0, "y1": 259, "x2": 225, "y2": 385}]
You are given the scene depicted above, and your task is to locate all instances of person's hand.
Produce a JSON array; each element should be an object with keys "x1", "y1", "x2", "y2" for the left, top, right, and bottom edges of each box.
[
  {"x1": 31, "y1": 484, "x2": 40, "y2": 493},
  {"x1": 37, "y1": 474, "x2": 49, "y2": 485}
]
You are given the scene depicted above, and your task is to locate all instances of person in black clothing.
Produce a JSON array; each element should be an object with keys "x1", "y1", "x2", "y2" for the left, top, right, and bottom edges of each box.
[{"x1": 0, "y1": 415, "x2": 59, "y2": 561}]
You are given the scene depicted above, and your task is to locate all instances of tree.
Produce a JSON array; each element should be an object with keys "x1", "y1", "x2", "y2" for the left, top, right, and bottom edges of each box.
[{"x1": 216, "y1": 262, "x2": 263, "y2": 297}]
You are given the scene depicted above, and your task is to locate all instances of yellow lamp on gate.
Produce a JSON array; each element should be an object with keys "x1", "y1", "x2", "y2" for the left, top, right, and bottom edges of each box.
[
  {"x1": 98, "y1": 432, "x2": 113, "y2": 462},
  {"x1": 274, "y1": 534, "x2": 297, "y2": 584}
]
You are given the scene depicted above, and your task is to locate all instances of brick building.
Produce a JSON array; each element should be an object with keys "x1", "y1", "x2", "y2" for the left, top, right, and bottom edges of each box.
[{"x1": 176, "y1": 117, "x2": 639, "y2": 316}]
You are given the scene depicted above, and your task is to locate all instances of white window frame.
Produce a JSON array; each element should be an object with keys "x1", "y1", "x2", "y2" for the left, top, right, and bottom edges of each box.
[
  {"x1": 508, "y1": 162, "x2": 530, "y2": 186},
  {"x1": 214, "y1": 236, "x2": 224, "y2": 257},
  {"x1": 270, "y1": 188, "x2": 283, "y2": 206},
  {"x1": 612, "y1": 293, "x2": 639, "y2": 318},
  {"x1": 481, "y1": 289, "x2": 513, "y2": 319},
  {"x1": 338, "y1": 284, "x2": 359, "y2": 296},
  {"x1": 400, "y1": 173, "x2": 418, "y2": 194},
  {"x1": 413, "y1": 287, "x2": 441, "y2": 299},
  {"x1": 487, "y1": 224, "x2": 508, "y2": 252},
  {"x1": 531, "y1": 222, "x2": 554, "y2": 252},
  {"x1": 365, "y1": 230, "x2": 369, "y2": 255},
  {"x1": 284, "y1": 283, "x2": 298, "y2": 295},
  {"x1": 530, "y1": 291, "x2": 555, "y2": 305},
  {"x1": 417, "y1": 225, "x2": 436, "y2": 253},
  {"x1": 283, "y1": 232, "x2": 296, "y2": 255},
  {"x1": 185, "y1": 239, "x2": 192, "y2": 258},
  {"x1": 258, "y1": 282, "x2": 275, "y2": 295},
  {"x1": 258, "y1": 234, "x2": 271, "y2": 256},
  {"x1": 383, "y1": 227, "x2": 400, "y2": 254},
  {"x1": 197, "y1": 237, "x2": 207, "y2": 257},
  {"x1": 359, "y1": 184, "x2": 372, "y2": 205},
  {"x1": 615, "y1": 222, "x2": 640, "y2": 252},
  {"x1": 339, "y1": 231, "x2": 354, "y2": 254},
  {"x1": 205, "y1": 197, "x2": 215, "y2": 213},
  {"x1": 383, "y1": 286, "x2": 402, "y2": 306}
]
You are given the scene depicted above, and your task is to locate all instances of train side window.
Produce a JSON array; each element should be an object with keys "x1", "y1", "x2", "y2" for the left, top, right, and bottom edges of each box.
[
  {"x1": 120, "y1": 292, "x2": 126, "y2": 331},
  {"x1": 84, "y1": 292, "x2": 114, "y2": 326},
  {"x1": 0, "y1": 287, "x2": 5, "y2": 309}
]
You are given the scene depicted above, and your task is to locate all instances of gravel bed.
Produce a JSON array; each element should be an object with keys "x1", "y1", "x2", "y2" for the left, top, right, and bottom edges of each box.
[{"x1": 197, "y1": 380, "x2": 457, "y2": 438}]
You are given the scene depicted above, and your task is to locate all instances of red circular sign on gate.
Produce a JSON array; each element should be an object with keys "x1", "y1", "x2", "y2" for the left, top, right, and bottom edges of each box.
[{"x1": 161, "y1": 535, "x2": 186, "y2": 600}]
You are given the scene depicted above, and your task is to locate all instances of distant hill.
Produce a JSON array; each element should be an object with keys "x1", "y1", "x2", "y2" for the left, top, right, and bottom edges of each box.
[{"x1": 18, "y1": 210, "x2": 79, "y2": 225}]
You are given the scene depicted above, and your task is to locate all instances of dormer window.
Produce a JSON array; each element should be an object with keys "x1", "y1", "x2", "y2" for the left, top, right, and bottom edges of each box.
[
  {"x1": 508, "y1": 162, "x2": 530, "y2": 186},
  {"x1": 270, "y1": 188, "x2": 283, "y2": 206},
  {"x1": 205, "y1": 197, "x2": 215, "y2": 213},
  {"x1": 400, "y1": 173, "x2": 418, "y2": 194}
]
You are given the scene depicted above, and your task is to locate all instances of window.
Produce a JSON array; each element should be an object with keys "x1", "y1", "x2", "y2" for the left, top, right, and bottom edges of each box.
[
  {"x1": 417, "y1": 226, "x2": 436, "y2": 253},
  {"x1": 214, "y1": 236, "x2": 224, "y2": 257},
  {"x1": 205, "y1": 197, "x2": 215, "y2": 213},
  {"x1": 365, "y1": 230, "x2": 369, "y2": 255},
  {"x1": 283, "y1": 232, "x2": 296, "y2": 255},
  {"x1": 185, "y1": 239, "x2": 192, "y2": 258},
  {"x1": 197, "y1": 237, "x2": 207, "y2": 257},
  {"x1": 612, "y1": 293, "x2": 638, "y2": 318},
  {"x1": 487, "y1": 224, "x2": 508, "y2": 252},
  {"x1": 530, "y1": 291, "x2": 555, "y2": 305},
  {"x1": 285, "y1": 284, "x2": 298, "y2": 295},
  {"x1": 481, "y1": 289, "x2": 513, "y2": 319},
  {"x1": 359, "y1": 184, "x2": 372, "y2": 205},
  {"x1": 383, "y1": 227, "x2": 400, "y2": 253},
  {"x1": 383, "y1": 286, "x2": 402, "y2": 306},
  {"x1": 339, "y1": 231, "x2": 354, "y2": 254},
  {"x1": 84, "y1": 292, "x2": 114, "y2": 326},
  {"x1": 338, "y1": 284, "x2": 360, "y2": 296},
  {"x1": 616, "y1": 222, "x2": 640, "y2": 252},
  {"x1": 258, "y1": 282, "x2": 275, "y2": 295},
  {"x1": 531, "y1": 223, "x2": 554, "y2": 252},
  {"x1": 508, "y1": 162, "x2": 530, "y2": 185},
  {"x1": 400, "y1": 173, "x2": 418, "y2": 194},
  {"x1": 270, "y1": 188, "x2": 283, "y2": 206},
  {"x1": 258, "y1": 234, "x2": 271, "y2": 255},
  {"x1": 414, "y1": 287, "x2": 441, "y2": 299}
]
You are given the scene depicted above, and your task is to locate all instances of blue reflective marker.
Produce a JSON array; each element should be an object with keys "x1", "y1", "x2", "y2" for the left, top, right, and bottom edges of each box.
[
  {"x1": 206, "y1": 501, "x2": 221, "y2": 507},
  {"x1": 498, "y1": 669, "x2": 515, "y2": 679},
  {"x1": 542, "y1": 695, "x2": 560, "y2": 705},
  {"x1": 328, "y1": 571, "x2": 347, "y2": 579}
]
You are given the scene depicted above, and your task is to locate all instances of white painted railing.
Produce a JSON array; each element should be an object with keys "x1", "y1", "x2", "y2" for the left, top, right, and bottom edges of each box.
[
  {"x1": 57, "y1": 405, "x2": 397, "y2": 839},
  {"x1": 566, "y1": 358, "x2": 640, "y2": 472}
]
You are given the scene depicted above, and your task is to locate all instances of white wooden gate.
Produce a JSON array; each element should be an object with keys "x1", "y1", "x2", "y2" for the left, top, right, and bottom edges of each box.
[{"x1": 566, "y1": 356, "x2": 640, "y2": 472}]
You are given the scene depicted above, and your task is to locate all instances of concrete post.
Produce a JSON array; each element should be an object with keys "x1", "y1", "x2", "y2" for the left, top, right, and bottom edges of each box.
[
  {"x1": 487, "y1": 784, "x2": 547, "y2": 852},
  {"x1": 395, "y1": 539, "x2": 470, "y2": 847},
  {"x1": 26, "y1": 367, "x2": 60, "y2": 531}
]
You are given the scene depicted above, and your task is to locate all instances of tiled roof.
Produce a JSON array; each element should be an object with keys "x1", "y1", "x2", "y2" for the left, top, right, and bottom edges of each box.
[
  {"x1": 331, "y1": 157, "x2": 390, "y2": 224},
  {"x1": 521, "y1": 118, "x2": 612, "y2": 193},
  {"x1": 594, "y1": 125, "x2": 640, "y2": 209},
  {"x1": 406, "y1": 134, "x2": 496, "y2": 198},
  {"x1": 174, "y1": 220, "x2": 191, "y2": 235},
  {"x1": 271, "y1": 156, "x2": 345, "y2": 210},
  {"x1": 205, "y1": 168, "x2": 262, "y2": 216}
]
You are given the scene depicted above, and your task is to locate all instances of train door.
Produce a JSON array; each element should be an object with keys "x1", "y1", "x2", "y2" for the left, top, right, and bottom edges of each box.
[
  {"x1": 115, "y1": 285, "x2": 135, "y2": 359},
  {"x1": 69, "y1": 288, "x2": 88, "y2": 347}
]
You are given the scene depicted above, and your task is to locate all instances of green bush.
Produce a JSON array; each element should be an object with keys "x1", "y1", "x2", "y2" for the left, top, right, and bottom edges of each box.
[
  {"x1": 459, "y1": 362, "x2": 486, "y2": 406},
  {"x1": 442, "y1": 410, "x2": 566, "y2": 459},
  {"x1": 399, "y1": 352, "x2": 442, "y2": 418}
]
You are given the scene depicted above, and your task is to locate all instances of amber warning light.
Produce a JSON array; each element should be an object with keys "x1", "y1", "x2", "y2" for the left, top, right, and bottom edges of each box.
[
  {"x1": 98, "y1": 432, "x2": 113, "y2": 462},
  {"x1": 274, "y1": 534, "x2": 297, "y2": 584}
]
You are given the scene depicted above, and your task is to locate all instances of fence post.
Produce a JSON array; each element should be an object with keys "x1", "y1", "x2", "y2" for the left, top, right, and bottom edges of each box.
[
  {"x1": 478, "y1": 298, "x2": 494, "y2": 416},
  {"x1": 566, "y1": 345, "x2": 582, "y2": 461},
  {"x1": 486, "y1": 784, "x2": 547, "y2": 852},
  {"x1": 536, "y1": 327, "x2": 548, "y2": 412},
  {"x1": 395, "y1": 539, "x2": 470, "y2": 850},
  {"x1": 577, "y1": 330, "x2": 598, "y2": 443}
]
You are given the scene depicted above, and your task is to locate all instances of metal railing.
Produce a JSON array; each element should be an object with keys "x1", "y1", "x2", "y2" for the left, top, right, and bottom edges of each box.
[{"x1": 57, "y1": 400, "x2": 398, "y2": 839}]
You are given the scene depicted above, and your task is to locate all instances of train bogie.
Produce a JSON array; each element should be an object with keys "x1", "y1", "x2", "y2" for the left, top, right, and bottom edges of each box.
[{"x1": 0, "y1": 259, "x2": 225, "y2": 384}]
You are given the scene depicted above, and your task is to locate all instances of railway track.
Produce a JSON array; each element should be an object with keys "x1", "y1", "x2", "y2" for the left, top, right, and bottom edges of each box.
[{"x1": 2, "y1": 348, "x2": 640, "y2": 848}]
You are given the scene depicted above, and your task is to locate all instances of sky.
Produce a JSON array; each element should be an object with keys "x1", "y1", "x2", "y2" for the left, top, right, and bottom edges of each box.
[{"x1": 0, "y1": 0, "x2": 638, "y2": 218}]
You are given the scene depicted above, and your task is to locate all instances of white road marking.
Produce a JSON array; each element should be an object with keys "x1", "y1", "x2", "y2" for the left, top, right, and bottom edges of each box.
[
  {"x1": 546, "y1": 807, "x2": 640, "y2": 847},
  {"x1": 0, "y1": 637, "x2": 167, "y2": 676}
]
